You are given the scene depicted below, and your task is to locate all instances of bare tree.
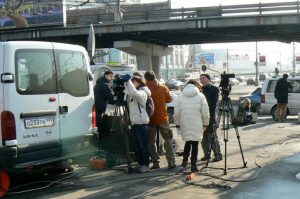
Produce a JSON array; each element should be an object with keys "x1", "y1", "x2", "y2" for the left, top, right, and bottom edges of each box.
[{"x1": 0, "y1": 0, "x2": 28, "y2": 28}]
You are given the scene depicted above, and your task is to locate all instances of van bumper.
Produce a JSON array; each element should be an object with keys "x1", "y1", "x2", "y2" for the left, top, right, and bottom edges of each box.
[{"x1": 0, "y1": 131, "x2": 98, "y2": 171}]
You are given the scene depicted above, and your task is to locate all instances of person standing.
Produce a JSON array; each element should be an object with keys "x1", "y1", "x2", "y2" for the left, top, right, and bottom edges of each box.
[
  {"x1": 174, "y1": 80, "x2": 209, "y2": 172},
  {"x1": 200, "y1": 74, "x2": 222, "y2": 162},
  {"x1": 144, "y1": 71, "x2": 176, "y2": 169},
  {"x1": 274, "y1": 74, "x2": 292, "y2": 122},
  {"x1": 126, "y1": 76, "x2": 151, "y2": 173},
  {"x1": 94, "y1": 70, "x2": 114, "y2": 118}
]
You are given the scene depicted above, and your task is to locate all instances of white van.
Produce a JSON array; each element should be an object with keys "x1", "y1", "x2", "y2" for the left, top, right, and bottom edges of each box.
[
  {"x1": 0, "y1": 41, "x2": 98, "y2": 174},
  {"x1": 260, "y1": 75, "x2": 300, "y2": 118}
]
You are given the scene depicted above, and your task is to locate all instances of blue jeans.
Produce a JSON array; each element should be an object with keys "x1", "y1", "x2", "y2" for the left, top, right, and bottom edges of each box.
[{"x1": 132, "y1": 124, "x2": 150, "y2": 166}]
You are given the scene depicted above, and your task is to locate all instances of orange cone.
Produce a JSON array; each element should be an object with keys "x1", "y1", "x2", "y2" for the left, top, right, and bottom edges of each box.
[{"x1": 0, "y1": 171, "x2": 10, "y2": 197}]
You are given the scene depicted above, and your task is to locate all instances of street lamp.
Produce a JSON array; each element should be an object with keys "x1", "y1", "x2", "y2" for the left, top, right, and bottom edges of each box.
[{"x1": 255, "y1": 41, "x2": 259, "y2": 86}]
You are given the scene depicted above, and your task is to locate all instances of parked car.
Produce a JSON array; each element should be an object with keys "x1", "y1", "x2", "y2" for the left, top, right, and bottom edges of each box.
[
  {"x1": 259, "y1": 73, "x2": 270, "y2": 81},
  {"x1": 211, "y1": 76, "x2": 221, "y2": 85},
  {"x1": 260, "y1": 76, "x2": 300, "y2": 119},
  {"x1": 236, "y1": 76, "x2": 247, "y2": 82},
  {"x1": 247, "y1": 77, "x2": 256, "y2": 85},
  {"x1": 230, "y1": 78, "x2": 239, "y2": 86},
  {"x1": 239, "y1": 87, "x2": 261, "y2": 114},
  {"x1": 165, "y1": 79, "x2": 184, "y2": 90}
]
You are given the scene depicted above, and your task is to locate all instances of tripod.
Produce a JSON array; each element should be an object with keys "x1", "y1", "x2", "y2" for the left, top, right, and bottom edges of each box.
[
  {"x1": 205, "y1": 89, "x2": 247, "y2": 175},
  {"x1": 111, "y1": 99, "x2": 133, "y2": 173}
]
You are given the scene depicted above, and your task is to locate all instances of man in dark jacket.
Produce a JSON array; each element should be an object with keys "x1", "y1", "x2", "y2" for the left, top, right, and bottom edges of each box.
[
  {"x1": 94, "y1": 70, "x2": 114, "y2": 118},
  {"x1": 200, "y1": 74, "x2": 222, "y2": 162},
  {"x1": 274, "y1": 74, "x2": 292, "y2": 122}
]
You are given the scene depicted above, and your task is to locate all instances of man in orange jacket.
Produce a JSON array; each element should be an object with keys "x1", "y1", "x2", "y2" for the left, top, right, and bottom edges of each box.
[{"x1": 144, "y1": 71, "x2": 176, "y2": 169}]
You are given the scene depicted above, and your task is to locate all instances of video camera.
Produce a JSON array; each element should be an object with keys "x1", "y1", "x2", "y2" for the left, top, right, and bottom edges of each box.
[
  {"x1": 219, "y1": 72, "x2": 235, "y2": 97},
  {"x1": 112, "y1": 74, "x2": 127, "y2": 105}
]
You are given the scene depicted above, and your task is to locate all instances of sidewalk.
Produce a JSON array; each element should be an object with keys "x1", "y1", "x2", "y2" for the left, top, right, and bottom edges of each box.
[{"x1": 6, "y1": 116, "x2": 300, "y2": 199}]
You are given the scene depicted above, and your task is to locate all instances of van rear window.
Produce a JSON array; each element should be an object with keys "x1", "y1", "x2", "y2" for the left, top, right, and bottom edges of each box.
[
  {"x1": 15, "y1": 50, "x2": 57, "y2": 94},
  {"x1": 266, "y1": 80, "x2": 278, "y2": 93},
  {"x1": 55, "y1": 50, "x2": 89, "y2": 97}
]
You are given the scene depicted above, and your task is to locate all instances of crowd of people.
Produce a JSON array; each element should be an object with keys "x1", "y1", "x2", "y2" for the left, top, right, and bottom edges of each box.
[{"x1": 94, "y1": 70, "x2": 224, "y2": 173}]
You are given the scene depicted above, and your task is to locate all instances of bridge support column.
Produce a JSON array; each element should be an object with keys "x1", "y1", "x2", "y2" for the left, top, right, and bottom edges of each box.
[
  {"x1": 114, "y1": 40, "x2": 172, "y2": 76},
  {"x1": 151, "y1": 56, "x2": 161, "y2": 77},
  {"x1": 136, "y1": 55, "x2": 152, "y2": 71}
]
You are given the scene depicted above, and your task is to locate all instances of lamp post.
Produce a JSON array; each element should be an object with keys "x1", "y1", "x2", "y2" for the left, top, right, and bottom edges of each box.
[
  {"x1": 226, "y1": 48, "x2": 229, "y2": 73},
  {"x1": 255, "y1": 41, "x2": 259, "y2": 86},
  {"x1": 293, "y1": 41, "x2": 296, "y2": 74}
]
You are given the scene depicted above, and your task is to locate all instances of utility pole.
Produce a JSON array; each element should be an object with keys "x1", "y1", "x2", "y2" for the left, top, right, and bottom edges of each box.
[
  {"x1": 255, "y1": 41, "x2": 259, "y2": 86},
  {"x1": 226, "y1": 48, "x2": 229, "y2": 73},
  {"x1": 293, "y1": 41, "x2": 296, "y2": 74},
  {"x1": 166, "y1": 55, "x2": 169, "y2": 80}
]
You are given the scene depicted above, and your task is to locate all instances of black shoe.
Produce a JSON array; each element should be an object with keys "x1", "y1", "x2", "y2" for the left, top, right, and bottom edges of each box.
[
  {"x1": 181, "y1": 160, "x2": 188, "y2": 168},
  {"x1": 150, "y1": 164, "x2": 160, "y2": 170},
  {"x1": 191, "y1": 165, "x2": 199, "y2": 172},
  {"x1": 200, "y1": 157, "x2": 209, "y2": 161},
  {"x1": 213, "y1": 157, "x2": 222, "y2": 162},
  {"x1": 168, "y1": 163, "x2": 176, "y2": 169}
]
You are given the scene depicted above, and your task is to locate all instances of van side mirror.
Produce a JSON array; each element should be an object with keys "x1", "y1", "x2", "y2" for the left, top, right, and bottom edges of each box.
[{"x1": 88, "y1": 72, "x2": 94, "y2": 81}]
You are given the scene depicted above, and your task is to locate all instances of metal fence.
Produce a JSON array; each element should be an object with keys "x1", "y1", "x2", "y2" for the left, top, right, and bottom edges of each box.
[{"x1": 66, "y1": 1, "x2": 300, "y2": 26}]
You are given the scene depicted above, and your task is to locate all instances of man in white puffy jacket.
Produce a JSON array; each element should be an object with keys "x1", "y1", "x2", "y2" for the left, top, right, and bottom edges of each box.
[
  {"x1": 126, "y1": 76, "x2": 151, "y2": 173},
  {"x1": 174, "y1": 80, "x2": 210, "y2": 172}
]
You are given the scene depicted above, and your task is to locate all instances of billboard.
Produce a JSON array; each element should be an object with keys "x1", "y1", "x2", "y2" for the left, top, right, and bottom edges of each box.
[
  {"x1": 0, "y1": 0, "x2": 64, "y2": 29},
  {"x1": 259, "y1": 55, "x2": 266, "y2": 66},
  {"x1": 194, "y1": 53, "x2": 215, "y2": 67}
]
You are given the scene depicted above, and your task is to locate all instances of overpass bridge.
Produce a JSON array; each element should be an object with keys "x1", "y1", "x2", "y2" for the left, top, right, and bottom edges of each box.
[{"x1": 1, "y1": 1, "x2": 300, "y2": 72}]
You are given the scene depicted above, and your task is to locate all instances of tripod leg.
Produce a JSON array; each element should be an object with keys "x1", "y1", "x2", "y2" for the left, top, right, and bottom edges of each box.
[
  {"x1": 228, "y1": 99, "x2": 247, "y2": 168},
  {"x1": 120, "y1": 105, "x2": 133, "y2": 173},
  {"x1": 205, "y1": 100, "x2": 223, "y2": 167}
]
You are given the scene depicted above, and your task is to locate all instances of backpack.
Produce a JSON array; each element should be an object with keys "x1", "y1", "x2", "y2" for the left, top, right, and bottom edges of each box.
[{"x1": 145, "y1": 96, "x2": 155, "y2": 118}]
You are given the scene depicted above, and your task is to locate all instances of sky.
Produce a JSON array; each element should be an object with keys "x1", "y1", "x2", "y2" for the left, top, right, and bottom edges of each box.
[{"x1": 141, "y1": 0, "x2": 300, "y2": 72}]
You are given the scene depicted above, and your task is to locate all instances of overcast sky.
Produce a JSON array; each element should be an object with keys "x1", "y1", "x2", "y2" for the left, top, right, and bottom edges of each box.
[{"x1": 140, "y1": 0, "x2": 300, "y2": 69}]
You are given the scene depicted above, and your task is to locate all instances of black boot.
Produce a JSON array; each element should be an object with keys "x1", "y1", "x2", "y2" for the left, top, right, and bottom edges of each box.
[
  {"x1": 190, "y1": 157, "x2": 199, "y2": 172},
  {"x1": 181, "y1": 159, "x2": 188, "y2": 168}
]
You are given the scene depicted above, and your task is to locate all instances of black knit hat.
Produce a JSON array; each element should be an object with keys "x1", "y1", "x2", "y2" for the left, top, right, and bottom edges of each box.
[{"x1": 200, "y1": 73, "x2": 211, "y2": 81}]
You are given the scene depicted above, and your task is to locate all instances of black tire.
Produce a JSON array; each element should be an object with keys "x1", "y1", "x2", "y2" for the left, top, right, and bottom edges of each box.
[
  {"x1": 271, "y1": 106, "x2": 288, "y2": 119},
  {"x1": 255, "y1": 104, "x2": 261, "y2": 115},
  {"x1": 271, "y1": 106, "x2": 277, "y2": 119}
]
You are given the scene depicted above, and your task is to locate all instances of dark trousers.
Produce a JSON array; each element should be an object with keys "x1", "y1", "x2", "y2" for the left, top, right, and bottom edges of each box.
[
  {"x1": 183, "y1": 141, "x2": 199, "y2": 161},
  {"x1": 201, "y1": 124, "x2": 222, "y2": 158},
  {"x1": 132, "y1": 124, "x2": 150, "y2": 166}
]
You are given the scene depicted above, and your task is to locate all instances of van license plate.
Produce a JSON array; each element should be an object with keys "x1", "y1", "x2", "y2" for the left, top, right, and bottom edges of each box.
[{"x1": 24, "y1": 118, "x2": 54, "y2": 129}]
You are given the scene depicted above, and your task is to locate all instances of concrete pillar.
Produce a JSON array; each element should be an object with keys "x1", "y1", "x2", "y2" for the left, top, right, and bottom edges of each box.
[
  {"x1": 136, "y1": 55, "x2": 152, "y2": 71},
  {"x1": 151, "y1": 56, "x2": 161, "y2": 77},
  {"x1": 114, "y1": 40, "x2": 172, "y2": 73}
]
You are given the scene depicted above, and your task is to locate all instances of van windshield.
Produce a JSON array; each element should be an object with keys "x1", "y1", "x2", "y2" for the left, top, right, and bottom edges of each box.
[{"x1": 15, "y1": 49, "x2": 57, "y2": 94}]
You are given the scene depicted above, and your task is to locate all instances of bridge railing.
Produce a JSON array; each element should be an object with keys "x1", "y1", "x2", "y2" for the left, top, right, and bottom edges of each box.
[{"x1": 66, "y1": 1, "x2": 300, "y2": 26}]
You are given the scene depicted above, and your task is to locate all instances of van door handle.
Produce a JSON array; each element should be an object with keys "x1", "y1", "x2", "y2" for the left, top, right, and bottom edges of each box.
[{"x1": 59, "y1": 106, "x2": 68, "y2": 114}]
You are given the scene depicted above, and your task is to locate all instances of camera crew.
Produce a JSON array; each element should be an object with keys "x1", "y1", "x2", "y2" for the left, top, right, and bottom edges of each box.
[
  {"x1": 126, "y1": 76, "x2": 151, "y2": 173},
  {"x1": 94, "y1": 70, "x2": 114, "y2": 118},
  {"x1": 200, "y1": 74, "x2": 222, "y2": 162}
]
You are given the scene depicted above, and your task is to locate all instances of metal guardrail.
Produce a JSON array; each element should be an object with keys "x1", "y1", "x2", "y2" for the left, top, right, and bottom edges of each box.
[{"x1": 66, "y1": 1, "x2": 300, "y2": 26}]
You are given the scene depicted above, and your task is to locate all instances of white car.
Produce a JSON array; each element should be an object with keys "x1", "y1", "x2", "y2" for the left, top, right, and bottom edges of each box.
[{"x1": 260, "y1": 75, "x2": 300, "y2": 118}]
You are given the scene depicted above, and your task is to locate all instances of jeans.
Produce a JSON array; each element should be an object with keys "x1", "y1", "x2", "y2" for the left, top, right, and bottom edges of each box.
[
  {"x1": 201, "y1": 124, "x2": 222, "y2": 158},
  {"x1": 183, "y1": 141, "x2": 199, "y2": 161},
  {"x1": 148, "y1": 122, "x2": 175, "y2": 165},
  {"x1": 132, "y1": 124, "x2": 150, "y2": 166},
  {"x1": 276, "y1": 103, "x2": 288, "y2": 121}
]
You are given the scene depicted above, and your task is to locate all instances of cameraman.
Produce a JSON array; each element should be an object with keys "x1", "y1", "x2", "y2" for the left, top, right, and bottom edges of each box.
[
  {"x1": 126, "y1": 76, "x2": 151, "y2": 173},
  {"x1": 94, "y1": 70, "x2": 114, "y2": 118},
  {"x1": 200, "y1": 74, "x2": 222, "y2": 162}
]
